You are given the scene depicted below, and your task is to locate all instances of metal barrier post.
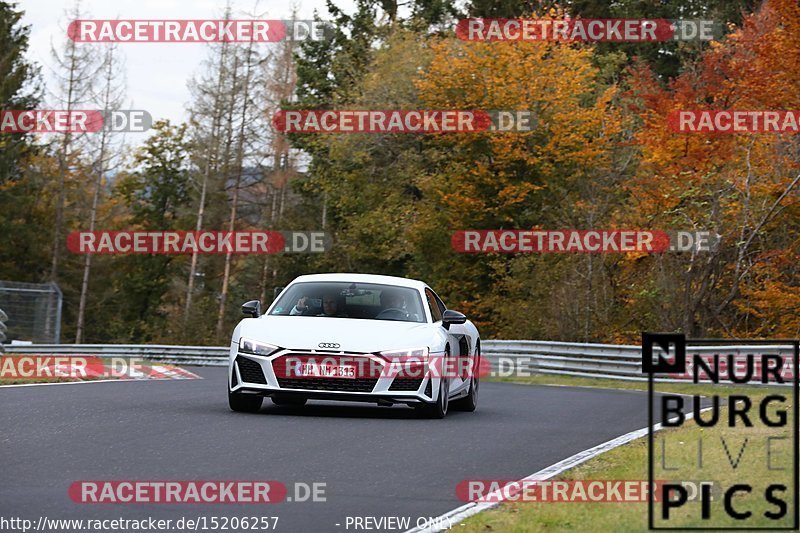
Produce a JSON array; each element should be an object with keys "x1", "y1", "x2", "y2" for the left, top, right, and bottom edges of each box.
[{"x1": 0, "y1": 308, "x2": 7, "y2": 354}]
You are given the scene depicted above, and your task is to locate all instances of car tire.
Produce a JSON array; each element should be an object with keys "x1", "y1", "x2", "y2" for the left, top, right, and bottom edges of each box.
[
  {"x1": 451, "y1": 345, "x2": 479, "y2": 412},
  {"x1": 228, "y1": 390, "x2": 263, "y2": 413},
  {"x1": 418, "y1": 349, "x2": 450, "y2": 419},
  {"x1": 271, "y1": 395, "x2": 308, "y2": 407}
]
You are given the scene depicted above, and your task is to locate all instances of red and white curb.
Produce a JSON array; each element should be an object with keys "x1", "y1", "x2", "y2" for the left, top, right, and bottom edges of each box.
[{"x1": 0, "y1": 361, "x2": 201, "y2": 387}]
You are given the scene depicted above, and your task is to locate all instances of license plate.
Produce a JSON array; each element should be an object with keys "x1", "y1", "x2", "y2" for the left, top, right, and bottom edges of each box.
[{"x1": 299, "y1": 363, "x2": 356, "y2": 379}]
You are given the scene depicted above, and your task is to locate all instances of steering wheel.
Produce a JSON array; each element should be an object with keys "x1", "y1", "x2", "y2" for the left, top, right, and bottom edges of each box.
[{"x1": 375, "y1": 308, "x2": 409, "y2": 320}]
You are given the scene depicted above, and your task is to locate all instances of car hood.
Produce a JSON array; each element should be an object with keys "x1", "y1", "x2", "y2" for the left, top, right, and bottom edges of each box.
[{"x1": 236, "y1": 315, "x2": 440, "y2": 353}]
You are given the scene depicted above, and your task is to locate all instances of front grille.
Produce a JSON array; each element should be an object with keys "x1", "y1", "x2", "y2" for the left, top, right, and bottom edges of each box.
[
  {"x1": 236, "y1": 356, "x2": 267, "y2": 385},
  {"x1": 273, "y1": 353, "x2": 379, "y2": 392},
  {"x1": 389, "y1": 377, "x2": 423, "y2": 391},
  {"x1": 277, "y1": 377, "x2": 378, "y2": 393}
]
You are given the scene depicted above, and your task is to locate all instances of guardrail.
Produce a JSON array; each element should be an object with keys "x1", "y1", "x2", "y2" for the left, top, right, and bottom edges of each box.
[
  {"x1": 483, "y1": 340, "x2": 640, "y2": 380},
  {"x1": 4, "y1": 344, "x2": 229, "y2": 366},
  {"x1": 481, "y1": 340, "x2": 796, "y2": 384},
  {"x1": 3, "y1": 340, "x2": 795, "y2": 383}
]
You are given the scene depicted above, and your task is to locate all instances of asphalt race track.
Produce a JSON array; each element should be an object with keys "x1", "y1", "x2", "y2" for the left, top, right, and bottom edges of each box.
[{"x1": 1, "y1": 368, "x2": 697, "y2": 532}]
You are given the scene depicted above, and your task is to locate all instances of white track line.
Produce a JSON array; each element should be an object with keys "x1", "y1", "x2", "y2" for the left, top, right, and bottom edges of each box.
[
  {"x1": 529, "y1": 382, "x2": 704, "y2": 398},
  {"x1": 405, "y1": 406, "x2": 711, "y2": 533},
  {"x1": 0, "y1": 378, "x2": 149, "y2": 388}
]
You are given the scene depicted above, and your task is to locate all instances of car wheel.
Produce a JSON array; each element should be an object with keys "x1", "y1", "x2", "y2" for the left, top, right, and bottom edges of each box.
[
  {"x1": 418, "y1": 350, "x2": 450, "y2": 419},
  {"x1": 451, "y1": 345, "x2": 479, "y2": 412},
  {"x1": 271, "y1": 395, "x2": 308, "y2": 407},
  {"x1": 228, "y1": 389, "x2": 263, "y2": 413}
]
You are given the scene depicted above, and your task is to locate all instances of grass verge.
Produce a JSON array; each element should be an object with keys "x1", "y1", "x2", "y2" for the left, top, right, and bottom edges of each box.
[{"x1": 457, "y1": 374, "x2": 796, "y2": 531}]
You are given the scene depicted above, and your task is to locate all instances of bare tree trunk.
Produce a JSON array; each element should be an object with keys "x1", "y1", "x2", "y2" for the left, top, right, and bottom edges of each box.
[
  {"x1": 183, "y1": 147, "x2": 211, "y2": 325},
  {"x1": 259, "y1": 255, "x2": 271, "y2": 305},
  {"x1": 321, "y1": 191, "x2": 327, "y2": 229},
  {"x1": 584, "y1": 253, "x2": 593, "y2": 342},
  {"x1": 256, "y1": 11, "x2": 299, "y2": 304},
  {"x1": 216, "y1": 40, "x2": 257, "y2": 339},
  {"x1": 184, "y1": 38, "x2": 231, "y2": 326},
  {"x1": 51, "y1": 137, "x2": 69, "y2": 281},
  {"x1": 50, "y1": 2, "x2": 98, "y2": 282},
  {"x1": 50, "y1": 43, "x2": 77, "y2": 281},
  {"x1": 279, "y1": 182, "x2": 287, "y2": 220},
  {"x1": 76, "y1": 45, "x2": 124, "y2": 343}
]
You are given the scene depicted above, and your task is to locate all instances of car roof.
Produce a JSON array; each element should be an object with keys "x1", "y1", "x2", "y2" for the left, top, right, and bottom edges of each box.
[{"x1": 289, "y1": 273, "x2": 428, "y2": 291}]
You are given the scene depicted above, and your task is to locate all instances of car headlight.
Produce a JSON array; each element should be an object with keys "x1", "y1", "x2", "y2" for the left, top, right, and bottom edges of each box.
[
  {"x1": 379, "y1": 347, "x2": 429, "y2": 361},
  {"x1": 379, "y1": 347, "x2": 430, "y2": 379},
  {"x1": 239, "y1": 337, "x2": 280, "y2": 357}
]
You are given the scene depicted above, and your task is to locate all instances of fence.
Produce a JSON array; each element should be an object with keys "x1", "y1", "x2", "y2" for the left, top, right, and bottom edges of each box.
[
  {"x1": 4, "y1": 339, "x2": 796, "y2": 384},
  {"x1": 0, "y1": 281, "x2": 62, "y2": 343},
  {"x1": 4, "y1": 343, "x2": 227, "y2": 366}
]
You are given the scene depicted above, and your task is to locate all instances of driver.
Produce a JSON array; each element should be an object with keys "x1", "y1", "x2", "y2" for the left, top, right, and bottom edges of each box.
[{"x1": 380, "y1": 290, "x2": 405, "y2": 311}]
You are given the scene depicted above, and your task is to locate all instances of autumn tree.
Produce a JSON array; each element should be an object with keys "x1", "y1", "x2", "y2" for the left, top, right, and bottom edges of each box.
[
  {"x1": 413, "y1": 12, "x2": 625, "y2": 337},
  {"x1": 622, "y1": 0, "x2": 800, "y2": 337}
]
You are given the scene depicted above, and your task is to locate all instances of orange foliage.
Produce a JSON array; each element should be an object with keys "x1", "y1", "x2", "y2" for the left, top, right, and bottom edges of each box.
[
  {"x1": 623, "y1": 0, "x2": 800, "y2": 336},
  {"x1": 414, "y1": 11, "x2": 621, "y2": 228}
]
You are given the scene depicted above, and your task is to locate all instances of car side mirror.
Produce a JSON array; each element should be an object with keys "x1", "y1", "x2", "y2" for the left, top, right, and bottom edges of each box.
[
  {"x1": 242, "y1": 300, "x2": 261, "y2": 318},
  {"x1": 442, "y1": 309, "x2": 466, "y2": 330}
]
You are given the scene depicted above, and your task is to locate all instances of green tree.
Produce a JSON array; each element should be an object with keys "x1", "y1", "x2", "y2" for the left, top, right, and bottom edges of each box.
[
  {"x1": 0, "y1": 0, "x2": 40, "y2": 184},
  {"x1": 108, "y1": 121, "x2": 191, "y2": 341},
  {"x1": 467, "y1": 0, "x2": 760, "y2": 80},
  {"x1": 0, "y1": 1, "x2": 51, "y2": 284}
]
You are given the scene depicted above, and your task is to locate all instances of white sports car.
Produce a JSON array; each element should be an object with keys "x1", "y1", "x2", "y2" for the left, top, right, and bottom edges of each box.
[{"x1": 227, "y1": 273, "x2": 480, "y2": 418}]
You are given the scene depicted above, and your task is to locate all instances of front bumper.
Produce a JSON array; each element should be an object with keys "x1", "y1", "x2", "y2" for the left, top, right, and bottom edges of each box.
[{"x1": 229, "y1": 350, "x2": 437, "y2": 405}]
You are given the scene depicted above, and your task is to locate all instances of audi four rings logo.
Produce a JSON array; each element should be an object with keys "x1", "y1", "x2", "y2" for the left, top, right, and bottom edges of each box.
[{"x1": 318, "y1": 342, "x2": 340, "y2": 349}]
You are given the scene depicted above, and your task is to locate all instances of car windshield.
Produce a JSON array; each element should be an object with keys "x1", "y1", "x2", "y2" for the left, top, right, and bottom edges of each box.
[{"x1": 269, "y1": 282, "x2": 425, "y2": 323}]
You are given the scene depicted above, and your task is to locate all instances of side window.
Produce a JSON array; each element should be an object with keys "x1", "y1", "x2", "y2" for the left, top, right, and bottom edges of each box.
[
  {"x1": 433, "y1": 293, "x2": 447, "y2": 315},
  {"x1": 425, "y1": 289, "x2": 443, "y2": 322}
]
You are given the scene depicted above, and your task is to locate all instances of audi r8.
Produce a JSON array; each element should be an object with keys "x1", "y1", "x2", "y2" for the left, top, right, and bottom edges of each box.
[{"x1": 227, "y1": 273, "x2": 480, "y2": 418}]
